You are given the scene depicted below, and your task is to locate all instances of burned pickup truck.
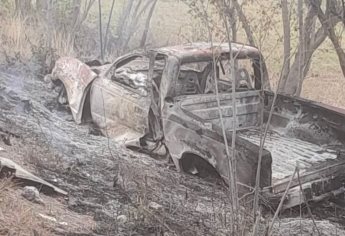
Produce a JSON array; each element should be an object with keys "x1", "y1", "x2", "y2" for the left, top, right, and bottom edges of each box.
[{"x1": 48, "y1": 42, "x2": 345, "y2": 209}]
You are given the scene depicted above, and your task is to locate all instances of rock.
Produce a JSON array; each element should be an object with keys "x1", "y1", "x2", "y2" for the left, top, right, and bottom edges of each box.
[
  {"x1": 94, "y1": 209, "x2": 115, "y2": 222},
  {"x1": 22, "y1": 186, "x2": 44, "y2": 204},
  {"x1": 148, "y1": 201, "x2": 163, "y2": 211},
  {"x1": 116, "y1": 215, "x2": 127, "y2": 224},
  {"x1": 47, "y1": 82, "x2": 55, "y2": 89},
  {"x1": 38, "y1": 213, "x2": 57, "y2": 223},
  {"x1": 1, "y1": 134, "x2": 11, "y2": 146},
  {"x1": 68, "y1": 197, "x2": 78, "y2": 207},
  {"x1": 43, "y1": 74, "x2": 52, "y2": 83},
  {"x1": 38, "y1": 213, "x2": 68, "y2": 226}
]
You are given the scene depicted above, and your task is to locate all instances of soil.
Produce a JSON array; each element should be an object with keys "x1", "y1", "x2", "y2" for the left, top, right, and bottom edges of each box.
[{"x1": 1, "y1": 63, "x2": 345, "y2": 236}]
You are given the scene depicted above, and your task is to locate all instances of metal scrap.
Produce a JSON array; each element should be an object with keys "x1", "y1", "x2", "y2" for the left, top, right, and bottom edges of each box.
[
  {"x1": 0, "y1": 157, "x2": 67, "y2": 195},
  {"x1": 48, "y1": 42, "x2": 345, "y2": 210}
]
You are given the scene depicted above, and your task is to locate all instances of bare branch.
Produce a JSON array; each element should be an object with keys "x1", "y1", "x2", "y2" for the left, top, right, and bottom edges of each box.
[
  {"x1": 140, "y1": 0, "x2": 158, "y2": 48},
  {"x1": 232, "y1": 0, "x2": 256, "y2": 46},
  {"x1": 312, "y1": 0, "x2": 345, "y2": 78}
]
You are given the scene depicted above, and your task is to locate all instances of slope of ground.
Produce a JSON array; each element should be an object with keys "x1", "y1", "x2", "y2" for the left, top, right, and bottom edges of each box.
[
  {"x1": 1, "y1": 64, "x2": 345, "y2": 235},
  {"x1": 0, "y1": 64, "x2": 231, "y2": 235}
]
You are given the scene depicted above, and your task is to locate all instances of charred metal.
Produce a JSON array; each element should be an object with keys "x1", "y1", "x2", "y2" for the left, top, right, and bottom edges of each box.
[{"x1": 48, "y1": 42, "x2": 345, "y2": 210}]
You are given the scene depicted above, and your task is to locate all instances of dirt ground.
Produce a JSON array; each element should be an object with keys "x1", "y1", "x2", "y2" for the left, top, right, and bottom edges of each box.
[
  {"x1": 1, "y1": 64, "x2": 345, "y2": 236},
  {"x1": 0, "y1": 64, "x2": 232, "y2": 235}
]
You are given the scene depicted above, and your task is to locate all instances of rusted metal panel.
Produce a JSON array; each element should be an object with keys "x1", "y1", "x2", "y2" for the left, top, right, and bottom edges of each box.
[
  {"x1": 179, "y1": 90, "x2": 262, "y2": 130},
  {"x1": 261, "y1": 161, "x2": 345, "y2": 210},
  {"x1": 90, "y1": 76, "x2": 151, "y2": 142},
  {"x1": 271, "y1": 161, "x2": 345, "y2": 194},
  {"x1": 240, "y1": 130, "x2": 340, "y2": 181},
  {"x1": 52, "y1": 57, "x2": 97, "y2": 124},
  {"x1": 257, "y1": 91, "x2": 345, "y2": 209},
  {"x1": 0, "y1": 157, "x2": 67, "y2": 195},
  {"x1": 49, "y1": 43, "x2": 345, "y2": 209},
  {"x1": 157, "y1": 47, "x2": 272, "y2": 190},
  {"x1": 162, "y1": 112, "x2": 272, "y2": 190},
  {"x1": 155, "y1": 42, "x2": 262, "y2": 62}
]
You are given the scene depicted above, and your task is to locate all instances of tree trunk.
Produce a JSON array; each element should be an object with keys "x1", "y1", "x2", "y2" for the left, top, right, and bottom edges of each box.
[
  {"x1": 295, "y1": 0, "x2": 304, "y2": 95},
  {"x1": 70, "y1": 0, "x2": 81, "y2": 31},
  {"x1": 280, "y1": 0, "x2": 344, "y2": 95},
  {"x1": 279, "y1": 0, "x2": 291, "y2": 93},
  {"x1": 328, "y1": 28, "x2": 345, "y2": 78},
  {"x1": 314, "y1": 0, "x2": 345, "y2": 78},
  {"x1": 15, "y1": 0, "x2": 32, "y2": 17},
  {"x1": 140, "y1": 0, "x2": 158, "y2": 48},
  {"x1": 117, "y1": 0, "x2": 157, "y2": 54},
  {"x1": 232, "y1": 0, "x2": 255, "y2": 46},
  {"x1": 116, "y1": 0, "x2": 135, "y2": 54},
  {"x1": 36, "y1": 0, "x2": 48, "y2": 12},
  {"x1": 282, "y1": 2, "x2": 322, "y2": 95}
]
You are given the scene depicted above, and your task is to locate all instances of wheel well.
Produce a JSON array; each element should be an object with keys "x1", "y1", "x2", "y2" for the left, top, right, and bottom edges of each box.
[
  {"x1": 180, "y1": 153, "x2": 222, "y2": 180},
  {"x1": 54, "y1": 79, "x2": 92, "y2": 123},
  {"x1": 81, "y1": 89, "x2": 92, "y2": 122}
]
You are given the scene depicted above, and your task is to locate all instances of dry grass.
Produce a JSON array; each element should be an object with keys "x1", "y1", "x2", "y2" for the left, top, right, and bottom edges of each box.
[
  {"x1": 0, "y1": 14, "x2": 75, "y2": 66},
  {"x1": 0, "y1": 178, "x2": 95, "y2": 236},
  {"x1": 51, "y1": 30, "x2": 75, "y2": 58},
  {"x1": 0, "y1": 179, "x2": 52, "y2": 235},
  {"x1": 302, "y1": 74, "x2": 345, "y2": 108},
  {"x1": 0, "y1": 136, "x2": 95, "y2": 235},
  {"x1": 1, "y1": 16, "x2": 37, "y2": 60}
]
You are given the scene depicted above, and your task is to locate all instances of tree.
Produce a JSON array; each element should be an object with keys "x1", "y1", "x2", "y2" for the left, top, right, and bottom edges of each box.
[
  {"x1": 115, "y1": 0, "x2": 159, "y2": 55},
  {"x1": 232, "y1": 0, "x2": 255, "y2": 46},
  {"x1": 183, "y1": 0, "x2": 344, "y2": 96},
  {"x1": 312, "y1": 0, "x2": 345, "y2": 78},
  {"x1": 279, "y1": 0, "x2": 344, "y2": 95},
  {"x1": 280, "y1": 0, "x2": 291, "y2": 91},
  {"x1": 15, "y1": 0, "x2": 32, "y2": 16},
  {"x1": 36, "y1": 0, "x2": 49, "y2": 13},
  {"x1": 140, "y1": 0, "x2": 158, "y2": 48}
]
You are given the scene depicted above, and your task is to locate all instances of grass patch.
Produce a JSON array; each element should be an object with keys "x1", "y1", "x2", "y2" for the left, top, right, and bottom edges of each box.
[{"x1": 0, "y1": 179, "x2": 52, "y2": 236}]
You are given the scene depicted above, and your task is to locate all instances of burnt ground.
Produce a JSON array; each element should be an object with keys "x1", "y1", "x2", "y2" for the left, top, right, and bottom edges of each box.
[{"x1": 1, "y1": 64, "x2": 345, "y2": 236}]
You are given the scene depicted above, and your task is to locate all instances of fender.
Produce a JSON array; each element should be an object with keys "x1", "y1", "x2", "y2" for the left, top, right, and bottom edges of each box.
[
  {"x1": 162, "y1": 112, "x2": 272, "y2": 190},
  {"x1": 51, "y1": 57, "x2": 97, "y2": 124}
]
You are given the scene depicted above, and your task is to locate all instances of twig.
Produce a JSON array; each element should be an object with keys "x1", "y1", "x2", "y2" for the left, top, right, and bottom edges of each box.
[
  {"x1": 296, "y1": 164, "x2": 321, "y2": 236},
  {"x1": 203, "y1": 2, "x2": 237, "y2": 234},
  {"x1": 141, "y1": 207, "x2": 176, "y2": 234},
  {"x1": 252, "y1": 209, "x2": 261, "y2": 236},
  {"x1": 98, "y1": 0, "x2": 104, "y2": 62},
  {"x1": 203, "y1": 0, "x2": 235, "y2": 219},
  {"x1": 267, "y1": 166, "x2": 298, "y2": 236},
  {"x1": 222, "y1": 0, "x2": 240, "y2": 215},
  {"x1": 103, "y1": 0, "x2": 116, "y2": 55}
]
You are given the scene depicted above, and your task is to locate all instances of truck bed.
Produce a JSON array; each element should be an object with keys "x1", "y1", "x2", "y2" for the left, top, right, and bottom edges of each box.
[{"x1": 239, "y1": 129, "x2": 340, "y2": 182}]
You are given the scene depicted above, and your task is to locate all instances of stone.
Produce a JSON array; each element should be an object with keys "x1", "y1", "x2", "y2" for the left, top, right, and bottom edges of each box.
[
  {"x1": 148, "y1": 201, "x2": 163, "y2": 211},
  {"x1": 22, "y1": 186, "x2": 44, "y2": 204},
  {"x1": 116, "y1": 215, "x2": 127, "y2": 224},
  {"x1": 43, "y1": 74, "x2": 52, "y2": 83}
]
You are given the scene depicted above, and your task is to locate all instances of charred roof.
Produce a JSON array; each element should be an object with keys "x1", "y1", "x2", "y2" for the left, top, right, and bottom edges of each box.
[{"x1": 153, "y1": 42, "x2": 262, "y2": 63}]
